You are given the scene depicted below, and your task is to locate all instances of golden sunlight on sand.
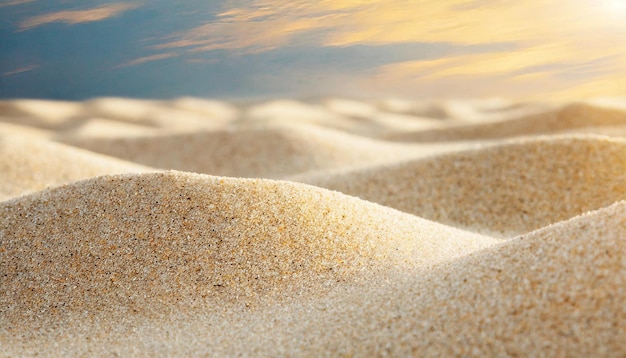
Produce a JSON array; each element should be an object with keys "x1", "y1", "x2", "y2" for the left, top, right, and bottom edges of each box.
[{"x1": 0, "y1": 96, "x2": 625, "y2": 356}]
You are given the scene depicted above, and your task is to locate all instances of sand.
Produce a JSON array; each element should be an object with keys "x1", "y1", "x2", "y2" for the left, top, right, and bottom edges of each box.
[
  {"x1": 0, "y1": 135, "x2": 152, "y2": 201},
  {"x1": 58, "y1": 124, "x2": 487, "y2": 179},
  {"x1": 294, "y1": 135, "x2": 626, "y2": 237},
  {"x1": 0, "y1": 97, "x2": 625, "y2": 356},
  {"x1": 384, "y1": 102, "x2": 626, "y2": 142}
]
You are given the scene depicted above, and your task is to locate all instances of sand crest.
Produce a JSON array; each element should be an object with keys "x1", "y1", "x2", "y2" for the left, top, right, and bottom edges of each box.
[
  {"x1": 0, "y1": 135, "x2": 151, "y2": 201},
  {"x1": 385, "y1": 102, "x2": 626, "y2": 142},
  {"x1": 0, "y1": 99, "x2": 84, "y2": 129},
  {"x1": 0, "y1": 171, "x2": 497, "y2": 329},
  {"x1": 3, "y1": 198, "x2": 623, "y2": 356},
  {"x1": 0, "y1": 97, "x2": 237, "y2": 135},
  {"x1": 197, "y1": 200, "x2": 626, "y2": 357},
  {"x1": 83, "y1": 97, "x2": 235, "y2": 132},
  {"x1": 58, "y1": 124, "x2": 425, "y2": 178},
  {"x1": 296, "y1": 135, "x2": 626, "y2": 237}
]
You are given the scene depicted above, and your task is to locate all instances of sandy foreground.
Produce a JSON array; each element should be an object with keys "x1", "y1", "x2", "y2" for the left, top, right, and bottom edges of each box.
[{"x1": 0, "y1": 97, "x2": 625, "y2": 356}]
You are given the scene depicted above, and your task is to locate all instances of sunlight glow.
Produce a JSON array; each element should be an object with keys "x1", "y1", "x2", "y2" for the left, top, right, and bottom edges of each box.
[{"x1": 604, "y1": 0, "x2": 626, "y2": 11}]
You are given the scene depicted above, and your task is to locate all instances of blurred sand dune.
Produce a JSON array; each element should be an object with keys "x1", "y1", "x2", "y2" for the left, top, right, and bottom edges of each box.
[{"x1": 384, "y1": 102, "x2": 626, "y2": 141}]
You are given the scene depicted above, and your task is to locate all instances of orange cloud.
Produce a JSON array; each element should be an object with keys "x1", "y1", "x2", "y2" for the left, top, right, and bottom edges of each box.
[
  {"x1": 376, "y1": 44, "x2": 578, "y2": 79},
  {"x1": 19, "y1": 3, "x2": 140, "y2": 31},
  {"x1": 152, "y1": 0, "x2": 626, "y2": 99},
  {"x1": 325, "y1": 0, "x2": 626, "y2": 100},
  {"x1": 157, "y1": 0, "x2": 626, "y2": 51},
  {"x1": 155, "y1": 2, "x2": 347, "y2": 54}
]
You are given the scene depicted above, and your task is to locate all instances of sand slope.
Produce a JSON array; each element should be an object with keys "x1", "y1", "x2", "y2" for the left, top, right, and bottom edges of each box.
[
  {"x1": 385, "y1": 103, "x2": 626, "y2": 142},
  {"x1": 0, "y1": 172, "x2": 496, "y2": 328},
  {"x1": 0, "y1": 97, "x2": 625, "y2": 356},
  {"x1": 3, "y1": 197, "x2": 623, "y2": 356},
  {"x1": 0, "y1": 97, "x2": 237, "y2": 133},
  {"x1": 0, "y1": 135, "x2": 151, "y2": 201},
  {"x1": 204, "y1": 200, "x2": 626, "y2": 357},
  {"x1": 297, "y1": 135, "x2": 626, "y2": 237},
  {"x1": 58, "y1": 124, "x2": 427, "y2": 178}
]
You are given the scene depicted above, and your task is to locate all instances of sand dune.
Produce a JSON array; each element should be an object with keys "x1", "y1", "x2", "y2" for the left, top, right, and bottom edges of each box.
[
  {"x1": 4, "y1": 196, "x2": 622, "y2": 356},
  {"x1": 240, "y1": 98, "x2": 452, "y2": 136},
  {"x1": 385, "y1": 102, "x2": 626, "y2": 141},
  {"x1": 0, "y1": 135, "x2": 150, "y2": 201},
  {"x1": 0, "y1": 99, "x2": 84, "y2": 129},
  {"x1": 58, "y1": 124, "x2": 426, "y2": 178},
  {"x1": 242, "y1": 99, "x2": 360, "y2": 130},
  {"x1": 0, "y1": 120, "x2": 53, "y2": 138},
  {"x1": 0, "y1": 97, "x2": 238, "y2": 134},
  {"x1": 374, "y1": 97, "x2": 552, "y2": 123},
  {"x1": 296, "y1": 135, "x2": 626, "y2": 237},
  {"x1": 0, "y1": 97, "x2": 625, "y2": 356},
  {"x1": 0, "y1": 172, "x2": 496, "y2": 329},
  {"x1": 61, "y1": 117, "x2": 165, "y2": 138},
  {"x1": 83, "y1": 97, "x2": 236, "y2": 132},
  {"x1": 197, "y1": 200, "x2": 625, "y2": 357}
]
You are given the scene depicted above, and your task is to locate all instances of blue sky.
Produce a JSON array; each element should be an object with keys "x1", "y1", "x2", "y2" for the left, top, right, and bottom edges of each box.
[{"x1": 1, "y1": 0, "x2": 625, "y2": 100}]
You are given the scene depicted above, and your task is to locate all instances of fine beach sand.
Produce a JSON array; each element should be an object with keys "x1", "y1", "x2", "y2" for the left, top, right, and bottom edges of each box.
[{"x1": 0, "y1": 97, "x2": 625, "y2": 356}]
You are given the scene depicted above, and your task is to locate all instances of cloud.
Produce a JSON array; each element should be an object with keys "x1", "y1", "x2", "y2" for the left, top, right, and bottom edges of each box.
[
  {"x1": 153, "y1": 1, "x2": 369, "y2": 54},
  {"x1": 376, "y1": 45, "x2": 574, "y2": 80},
  {"x1": 19, "y1": 2, "x2": 140, "y2": 31},
  {"x1": 154, "y1": 0, "x2": 625, "y2": 52},
  {"x1": 2, "y1": 64, "x2": 38, "y2": 76},
  {"x1": 155, "y1": 14, "x2": 335, "y2": 54},
  {"x1": 365, "y1": 49, "x2": 626, "y2": 100},
  {"x1": 150, "y1": 0, "x2": 626, "y2": 99},
  {"x1": 5, "y1": 0, "x2": 625, "y2": 100},
  {"x1": 116, "y1": 53, "x2": 178, "y2": 68},
  {"x1": 0, "y1": 0, "x2": 35, "y2": 7}
]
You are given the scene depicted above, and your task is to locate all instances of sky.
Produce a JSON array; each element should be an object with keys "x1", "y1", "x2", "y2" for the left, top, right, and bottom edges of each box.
[{"x1": 1, "y1": 0, "x2": 625, "y2": 100}]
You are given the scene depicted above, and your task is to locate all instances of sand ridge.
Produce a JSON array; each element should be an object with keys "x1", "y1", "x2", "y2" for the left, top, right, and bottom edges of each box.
[
  {"x1": 296, "y1": 134, "x2": 626, "y2": 237},
  {"x1": 5, "y1": 201, "x2": 623, "y2": 356},
  {"x1": 57, "y1": 124, "x2": 429, "y2": 178},
  {"x1": 0, "y1": 97, "x2": 625, "y2": 356},
  {"x1": 384, "y1": 102, "x2": 626, "y2": 142},
  {"x1": 0, "y1": 135, "x2": 152, "y2": 201},
  {"x1": 0, "y1": 171, "x2": 497, "y2": 328},
  {"x1": 0, "y1": 97, "x2": 238, "y2": 134},
  {"x1": 197, "y1": 200, "x2": 626, "y2": 357}
]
